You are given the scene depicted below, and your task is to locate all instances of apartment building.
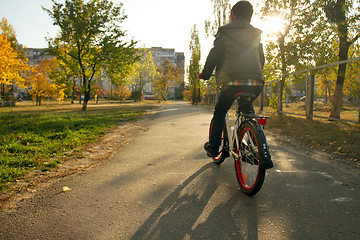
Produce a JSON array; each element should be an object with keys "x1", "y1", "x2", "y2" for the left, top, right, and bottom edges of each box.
[
  {"x1": 146, "y1": 47, "x2": 185, "y2": 99},
  {"x1": 148, "y1": 47, "x2": 184, "y2": 68},
  {"x1": 24, "y1": 47, "x2": 54, "y2": 66}
]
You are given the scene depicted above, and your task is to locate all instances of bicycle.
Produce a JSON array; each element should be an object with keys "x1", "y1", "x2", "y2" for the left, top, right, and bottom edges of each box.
[{"x1": 209, "y1": 92, "x2": 273, "y2": 196}]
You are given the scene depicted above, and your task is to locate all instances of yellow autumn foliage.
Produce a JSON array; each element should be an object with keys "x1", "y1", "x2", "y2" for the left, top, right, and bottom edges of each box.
[
  {"x1": 0, "y1": 34, "x2": 29, "y2": 88},
  {"x1": 26, "y1": 58, "x2": 65, "y2": 106}
]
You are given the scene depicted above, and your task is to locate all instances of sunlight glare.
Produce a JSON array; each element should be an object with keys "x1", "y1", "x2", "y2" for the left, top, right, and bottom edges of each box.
[{"x1": 258, "y1": 16, "x2": 286, "y2": 35}]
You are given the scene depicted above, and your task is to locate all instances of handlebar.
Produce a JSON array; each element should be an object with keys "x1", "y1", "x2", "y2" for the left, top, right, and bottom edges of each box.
[{"x1": 199, "y1": 73, "x2": 215, "y2": 79}]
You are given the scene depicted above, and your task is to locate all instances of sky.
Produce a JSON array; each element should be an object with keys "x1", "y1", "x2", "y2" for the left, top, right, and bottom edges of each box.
[{"x1": 0, "y1": 0, "x2": 274, "y2": 69}]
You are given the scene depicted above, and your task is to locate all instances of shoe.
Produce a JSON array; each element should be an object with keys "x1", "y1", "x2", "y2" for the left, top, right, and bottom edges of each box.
[
  {"x1": 222, "y1": 149, "x2": 230, "y2": 158},
  {"x1": 204, "y1": 142, "x2": 219, "y2": 157}
]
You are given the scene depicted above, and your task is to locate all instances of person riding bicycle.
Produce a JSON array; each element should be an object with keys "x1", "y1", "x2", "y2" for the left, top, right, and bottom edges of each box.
[{"x1": 200, "y1": 1, "x2": 265, "y2": 157}]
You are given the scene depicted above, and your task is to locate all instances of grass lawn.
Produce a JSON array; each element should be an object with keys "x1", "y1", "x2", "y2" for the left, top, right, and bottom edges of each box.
[
  {"x1": 0, "y1": 100, "x2": 160, "y2": 192},
  {"x1": 269, "y1": 101, "x2": 359, "y2": 123},
  {"x1": 255, "y1": 103, "x2": 359, "y2": 166},
  {"x1": 264, "y1": 112, "x2": 360, "y2": 166}
]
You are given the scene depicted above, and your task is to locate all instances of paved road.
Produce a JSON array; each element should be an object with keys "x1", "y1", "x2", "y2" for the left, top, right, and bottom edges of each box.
[{"x1": 1, "y1": 101, "x2": 359, "y2": 239}]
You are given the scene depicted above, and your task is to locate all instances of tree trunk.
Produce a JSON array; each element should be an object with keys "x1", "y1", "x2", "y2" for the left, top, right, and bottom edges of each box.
[
  {"x1": 82, "y1": 98, "x2": 88, "y2": 110},
  {"x1": 139, "y1": 79, "x2": 143, "y2": 102},
  {"x1": 82, "y1": 85, "x2": 91, "y2": 110},
  {"x1": 324, "y1": 83, "x2": 328, "y2": 104},
  {"x1": 82, "y1": 81, "x2": 92, "y2": 110},
  {"x1": 330, "y1": 77, "x2": 345, "y2": 119},
  {"x1": 10, "y1": 83, "x2": 16, "y2": 107},
  {"x1": 71, "y1": 84, "x2": 76, "y2": 104},
  {"x1": 138, "y1": 86, "x2": 143, "y2": 102},
  {"x1": 277, "y1": 78, "x2": 285, "y2": 115},
  {"x1": 36, "y1": 97, "x2": 41, "y2": 106},
  {"x1": 358, "y1": 101, "x2": 360, "y2": 124},
  {"x1": 306, "y1": 74, "x2": 315, "y2": 120},
  {"x1": 329, "y1": 48, "x2": 349, "y2": 119},
  {"x1": 1, "y1": 84, "x2": 4, "y2": 99},
  {"x1": 277, "y1": 34, "x2": 286, "y2": 115},
  {"x1": 329, "y1": 0, "x2": 349, "y2": 119},
  {"x1": 198, "y1": 87, "x2": 201, "y2": 103}
]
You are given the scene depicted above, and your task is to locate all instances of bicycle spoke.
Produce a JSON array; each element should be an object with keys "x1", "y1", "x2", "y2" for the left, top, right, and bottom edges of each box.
[{"x1": 246, "y1": 131, "x2": 256, "y2": 150}]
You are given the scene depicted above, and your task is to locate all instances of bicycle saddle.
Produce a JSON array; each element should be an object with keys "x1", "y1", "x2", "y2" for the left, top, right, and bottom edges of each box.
[{"x1": 234, "y1": 92, "x2": 256, "y2": 99}]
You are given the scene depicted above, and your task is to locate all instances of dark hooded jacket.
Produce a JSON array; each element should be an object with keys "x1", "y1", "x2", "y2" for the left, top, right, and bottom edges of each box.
[{"x1": 201, "y1": 19, "x2": 265, "y2": 85}]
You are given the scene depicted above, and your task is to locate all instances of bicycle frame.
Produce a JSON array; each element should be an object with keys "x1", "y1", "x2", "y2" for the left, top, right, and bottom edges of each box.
[
  {"x1": 224, "y1": 108, "x2": 270, "y2": 162},
  {"x1": 224, "y1": 112, "x2": 241, "y2": 159}
]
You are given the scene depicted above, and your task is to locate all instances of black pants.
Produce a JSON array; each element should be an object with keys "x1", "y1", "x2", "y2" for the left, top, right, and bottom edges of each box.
[{"x1": 209, "y1": 84, "x2": 264, "y2": 148}]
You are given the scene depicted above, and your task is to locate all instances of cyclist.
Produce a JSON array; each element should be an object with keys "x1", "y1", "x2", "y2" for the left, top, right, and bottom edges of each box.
[{"x1": 200, "y1": 1, "x2": 265, "y2": 157}]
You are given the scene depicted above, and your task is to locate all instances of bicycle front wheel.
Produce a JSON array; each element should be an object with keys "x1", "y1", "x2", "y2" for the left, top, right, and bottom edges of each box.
[{"x1": 234, "y1": 122, "x2": 266, "y2": 196}]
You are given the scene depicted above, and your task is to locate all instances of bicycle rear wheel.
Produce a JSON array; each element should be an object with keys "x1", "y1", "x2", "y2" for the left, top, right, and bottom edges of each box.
[
  {"x1": 234, "y1": 122, "x2": 266, "y2": 196},
  {"x1": 209, "y1": 120, "x2": 228, "y2": 165}
]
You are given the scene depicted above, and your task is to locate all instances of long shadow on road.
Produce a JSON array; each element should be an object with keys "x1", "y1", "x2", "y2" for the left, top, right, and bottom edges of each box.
[{"x1": 130, "y1": 163, "x2": 259, "y2": 240}]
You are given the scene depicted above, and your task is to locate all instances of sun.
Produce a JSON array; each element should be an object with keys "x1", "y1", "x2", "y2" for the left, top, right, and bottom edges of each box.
[{"x1": 253, "y1": 15, "x2": 286, "y2": 36}]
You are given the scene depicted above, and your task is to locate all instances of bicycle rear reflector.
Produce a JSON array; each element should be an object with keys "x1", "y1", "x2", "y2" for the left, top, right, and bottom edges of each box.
[{"x1": 258, "y1": 118, "x2": 267, "y2": 125}]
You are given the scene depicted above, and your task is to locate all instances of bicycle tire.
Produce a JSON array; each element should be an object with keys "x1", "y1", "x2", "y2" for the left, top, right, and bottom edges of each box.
[
  {"x1": 234, "y1": 121, "x2": 266, "y2": 196},
  {"x1": 209, "y1": 119, "x2": 229, "y2": 165}
]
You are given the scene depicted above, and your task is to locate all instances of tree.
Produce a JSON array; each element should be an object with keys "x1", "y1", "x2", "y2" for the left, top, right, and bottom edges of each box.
[
  {"x1": 126, "y1": 50, "x2": 156, "y2": 101},
  {"x1": 44, "y1": 0, "x2": 137, "y2": 110},
  {"x1": 182, "y1": 89, "x2": 192, "y2": 101},
  {"x1": 153, "y1": 60, "x2": 183, "y2": 101},
  {"x1": 93, "y1": 84, "x2": 105, "y2": 103},
  {"x1": 343, "y1": 43, "x2": 360, "y2": 104},
  {"x1": 115, "y1": 85, "x2": 131, "y2": 103},
  {"x1": 321, "y1": 0, "x2": 360, "y2": 119},
  {"x1": 205, "y1": 0, "x2": 231, "y2": 37},
  {"x1": 344, "y1": 61, "x2": 360, "y2": 104},
  {"x1": 0, "y1": 18, "x2": 28, "y2": 103},
  {"x1": 315, "y1": 65, "x2": 337, "y2": 104},
  {"x1": 0, "y1": 34, "x2": 29, "y2": 100},
  {"x1": 0, "y1": 18, "x2": 25, "y2": 59},
  {"x1": 187, "y1": 24, "x2": 202, "y2": 105},
  {"x1": 26, "y1": 58, "x2": 65, "y2": 106},
  {"x1": 261, "y1": 0, "x2": 360, "y2": 119},
  {"x1": 261, "y1": 0, "x2": 318, "y2": 114},
  {"x1": 50, "y1": 44, "x2": 82, "y2": 104}
]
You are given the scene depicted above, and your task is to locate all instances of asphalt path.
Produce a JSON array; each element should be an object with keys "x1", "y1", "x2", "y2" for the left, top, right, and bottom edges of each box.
[{"x1": 0, "y1": 101, "x2": 359, "y2": 239}]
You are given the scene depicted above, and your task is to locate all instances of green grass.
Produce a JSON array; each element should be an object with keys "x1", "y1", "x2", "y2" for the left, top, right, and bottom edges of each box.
[{"x1": 0, "y1": 101, "x2": 159, "y2": 191}]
